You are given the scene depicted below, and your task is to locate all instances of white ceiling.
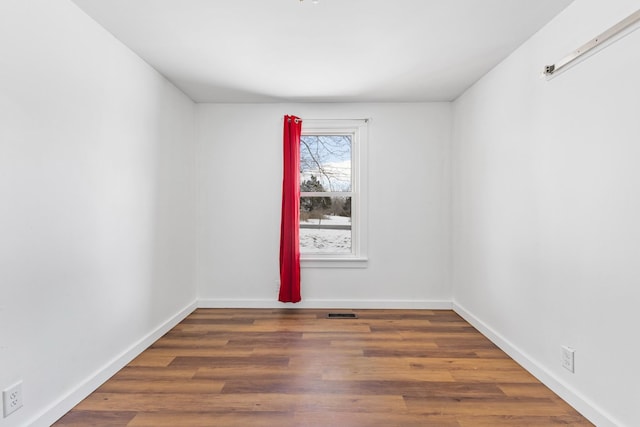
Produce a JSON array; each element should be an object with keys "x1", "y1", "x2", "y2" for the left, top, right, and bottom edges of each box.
[{"x1": 71, "y1": 0, "x2": 573, "y2": 103}]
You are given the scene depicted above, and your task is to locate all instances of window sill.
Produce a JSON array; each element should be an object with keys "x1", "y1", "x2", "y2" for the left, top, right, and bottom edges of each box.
[{"x1": 301, "y1": 257, "x2": 368, "y2": 269}]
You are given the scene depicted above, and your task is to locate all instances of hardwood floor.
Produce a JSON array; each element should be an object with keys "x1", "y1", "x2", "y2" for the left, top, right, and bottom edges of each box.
[{"x1": 55, "y1": 309, "x2": 592, "y2": 426}]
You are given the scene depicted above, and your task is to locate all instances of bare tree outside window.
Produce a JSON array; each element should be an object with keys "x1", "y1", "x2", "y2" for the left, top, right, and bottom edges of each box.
[{"x1": 300, "y1": 135, "x2": 351, "y2": 192}]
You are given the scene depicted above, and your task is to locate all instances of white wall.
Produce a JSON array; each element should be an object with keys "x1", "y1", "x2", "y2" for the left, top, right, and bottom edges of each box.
[
  {"x1": 451, "y1": 1, "x2": 640, "y2": 425},
  {"x1": 197, "y1": 103, "x2": 451, "y2": 308},
  {"x1": 0, "y1": 1, "x2": 197, "y2": 426}
]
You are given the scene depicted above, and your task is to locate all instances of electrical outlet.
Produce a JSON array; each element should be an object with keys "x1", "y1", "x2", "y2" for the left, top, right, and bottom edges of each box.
[
  {"x1": 3, "y1": 381, "x2": 23, "y2": 418},
  {"x1": 561, "y1": 346, "x2": 575, "y2": 373}
]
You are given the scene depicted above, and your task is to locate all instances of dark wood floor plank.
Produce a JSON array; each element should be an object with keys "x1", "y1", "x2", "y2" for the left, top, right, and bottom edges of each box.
[
  {"x1": 128, "y1": 411, "x2": 294, "y2": 427},
  {"x1": 54, "y1": 410, "x2": 137, "y2": 426},
  {"x1": 363, "y1": 348, "x2": 481, "y2": 358},
  {"x1": 252, "y1": 346, "x2": 364, "y2": 358},
  {"x1": 109, "y1": 366, "x2": 198, "y2": 380},
  {"x1": 456, "y1": 414, "x2": 593, "y2": 426},
  {"x1": 293, "y1": 412, "x2": 462, "y2": 427},
  {"x1": 169, "y1": 355, "x2": 289, "y2": 368},
  {"x1": 97, "y1": 378, "x2": 224, "y2": 394},
  {"x1": 150, "y1": 336, "x2": 229, "y2": 348},
  {"x1": 404, "y1": 395, "x2": 577, "y2": 416},
  {"x1": 54, "y1": 309, "x2": 593, "y2": 426},
  {"x1": 302, "y1": 331, "x2": 404, "y2": 341},
  {"x1": 142, "y1": 347, "x2": 253, "y2": 358},
  {"x1": 194, "y1": 365, "x2": 324, "y2": 381}
]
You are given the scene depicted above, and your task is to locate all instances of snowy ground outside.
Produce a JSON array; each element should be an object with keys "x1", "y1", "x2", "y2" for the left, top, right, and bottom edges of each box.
[{"x1": 300, "y1": 215, "x2": 351, "y2": 253}]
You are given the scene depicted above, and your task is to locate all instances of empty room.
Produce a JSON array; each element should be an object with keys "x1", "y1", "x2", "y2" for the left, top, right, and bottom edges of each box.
[{"x1": 1, "y1": 0, "x2": 639, "y2": 426}]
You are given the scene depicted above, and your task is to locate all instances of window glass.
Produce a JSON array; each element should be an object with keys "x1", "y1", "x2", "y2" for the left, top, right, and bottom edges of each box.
[
  {"x1": 300, "y1": 196, "x2": 351, "y2": 253},
  {"x1": 300, "y1": 134, "x2": 352, "y2": 254},
  {"x1": 300, "y1": 135, "x2": 351, "y2": 192}
]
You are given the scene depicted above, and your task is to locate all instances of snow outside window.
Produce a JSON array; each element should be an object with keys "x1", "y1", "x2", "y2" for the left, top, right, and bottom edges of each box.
[{"x1": 299, "y1": 120, "x2": 368, "y2": 268}]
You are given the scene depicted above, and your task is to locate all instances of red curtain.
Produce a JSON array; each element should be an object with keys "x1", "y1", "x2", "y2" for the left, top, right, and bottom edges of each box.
[{"x1": 279, "y1": 115, "x2": 302, "y2": 303}]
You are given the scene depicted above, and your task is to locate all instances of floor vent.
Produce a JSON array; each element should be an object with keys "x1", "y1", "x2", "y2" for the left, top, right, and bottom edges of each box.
[{"x1": 327, "y1": 313, "x2": 358, "y2": 319}]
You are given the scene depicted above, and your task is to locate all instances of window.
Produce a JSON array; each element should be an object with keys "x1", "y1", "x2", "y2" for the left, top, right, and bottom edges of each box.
[{"x1": 299, "y1": 120, "x2": 368, "y2": 267}]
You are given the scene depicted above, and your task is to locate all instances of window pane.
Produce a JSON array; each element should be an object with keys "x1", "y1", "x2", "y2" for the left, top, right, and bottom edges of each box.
[
  {"x1": 300, "y1": 135, "x2": 351, "y2": 192},
  {"x1": 300, "y1": 196, "x2": 351, "y2": 253}
]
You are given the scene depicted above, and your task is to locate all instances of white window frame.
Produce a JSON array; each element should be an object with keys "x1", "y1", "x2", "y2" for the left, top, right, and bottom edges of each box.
[{"x1": 300, "y1": 119, "x2": 368, "y2": 268}]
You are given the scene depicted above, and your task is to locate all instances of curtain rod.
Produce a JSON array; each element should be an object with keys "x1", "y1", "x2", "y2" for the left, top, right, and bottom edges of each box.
[
  {"x1": 543, "y1": 9, "x2": 640, "y2": 76},
  {"x1": 285, "y1": 117, "x2": 369, "y2": 123}
]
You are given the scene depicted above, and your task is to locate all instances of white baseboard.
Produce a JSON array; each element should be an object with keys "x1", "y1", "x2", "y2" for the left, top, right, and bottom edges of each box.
[
  {"x1": 198, "y1": 298, "x2": 453, "y2": 310},
  {"x1": 453, "y1": 301, "x2": 620, "y2": 427},
  {"x1": 30, "y1": 299, "x2": 198, "y2": 427}
]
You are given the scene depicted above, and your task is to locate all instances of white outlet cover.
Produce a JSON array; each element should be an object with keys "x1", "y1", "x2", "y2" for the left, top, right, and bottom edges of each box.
[
  {"x1": 561, "y1": 346, "x2": 575, "y2": 373},
  {"x1": 3, "y1": 382, "x2": 23, "y2": 418}
]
